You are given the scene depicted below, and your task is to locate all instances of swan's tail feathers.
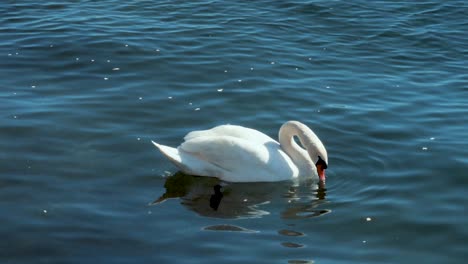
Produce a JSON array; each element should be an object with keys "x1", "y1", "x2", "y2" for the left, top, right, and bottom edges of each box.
[{"x1": 151, "y1": 141, "x2": 184, "y2": 168}]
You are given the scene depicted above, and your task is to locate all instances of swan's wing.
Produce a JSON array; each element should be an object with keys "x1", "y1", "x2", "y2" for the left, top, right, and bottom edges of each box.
[
  {"x1": 179, "y1": 135, "x2": 294, "y2": 181},
  {"x1": 180, "y1": 135, "x2": 270, "y2": 171},
  {"x1": 184, "y1": 125, "x2": 276, "y2": 144}
]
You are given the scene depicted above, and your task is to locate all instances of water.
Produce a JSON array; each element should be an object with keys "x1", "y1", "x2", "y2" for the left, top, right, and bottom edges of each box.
[{"x1": 1, "y1": 1, "x2": 467, "y2": 263}]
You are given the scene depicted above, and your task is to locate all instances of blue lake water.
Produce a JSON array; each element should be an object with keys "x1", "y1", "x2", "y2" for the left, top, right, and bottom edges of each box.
[{"x1": 1, "y1": 1, "x2": 467, "y2": 263}]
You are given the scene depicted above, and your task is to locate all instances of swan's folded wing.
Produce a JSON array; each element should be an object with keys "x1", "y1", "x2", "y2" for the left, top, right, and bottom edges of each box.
[
  {"x1": 184, "y1": 125, "x2": 276, "y2": 144},
  {"x1": 179, "y1": 135, "x2": 271, "y2": 174}
]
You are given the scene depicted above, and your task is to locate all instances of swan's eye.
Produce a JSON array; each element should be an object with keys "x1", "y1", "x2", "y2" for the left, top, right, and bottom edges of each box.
[{"x1": 316, "y1": 156, "x2": 328, "y2": 169}]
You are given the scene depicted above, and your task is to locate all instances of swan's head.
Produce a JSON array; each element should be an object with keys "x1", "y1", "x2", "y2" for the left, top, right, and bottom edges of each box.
[
  {"x1": 314, "y1": 155, "x2": 328, "y2": 181},
  {"x1": 306, "y1": 136, "x2": 328, "y2": 181}
]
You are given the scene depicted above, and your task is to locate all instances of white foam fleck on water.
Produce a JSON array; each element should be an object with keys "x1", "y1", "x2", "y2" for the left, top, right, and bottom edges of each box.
[
  {"x1": 366, "y1": 217, "x2": 372, "y2": 221},
  {"x1": 217, "y1": 89, "x2": 223, "y2": 92},
  {"x1": 270, "y1": 61, "x2": 275, "y2": 64},
  {"x1": 104, "y1": 77, "x2": 108, "y2": 80},
  {"x1": 422, "y1": 147, "x2": 428, "y2": 151},
  {"x1": 238, "y1": 79, "x2": 242, "y2": 82},
  {"x1": 194, "y1": 108, "x2": 200, "y2": 111},
  {"x1": 91, "y1": 59, "x2": 95, "y2": 62},
  {"x1": 107, "y1": 60, "x2": 111, "y2": 63},
  {"x1": 139, "y1": 97, "x2": 143, "y2": 100},
  {"x1": 31, "y1": 85, "x2": 36, "y2": 88},
  {"x1": 75, "y1": 57, "x2": 79, "y2": 61},
  {"x1": 189, "y1": 102, "x2": 192, "y2": 105},
  {"x1": 112, "y1": 68, "x2": 120, "y2": 71},
  {"x1": 43, "y1": 210, "x2": 47, "y2": 214},
  {"x1": 250, "y1": 67, "x2": 254, "y2": 70},
  {"x1": 137, "y1": 138, "x2": 141, "y2": 141},
  {"x1": 430, "y1": 137, "x2": 435, "y2": 140},
  {"x1": 168, "y1": 96, "x2": 173, "y2": 99}
]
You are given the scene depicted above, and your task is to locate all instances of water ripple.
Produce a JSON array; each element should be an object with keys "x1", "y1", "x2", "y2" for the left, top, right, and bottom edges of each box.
[{"x1": 1, "y1": 0, "x2": 467, "y2": 263}]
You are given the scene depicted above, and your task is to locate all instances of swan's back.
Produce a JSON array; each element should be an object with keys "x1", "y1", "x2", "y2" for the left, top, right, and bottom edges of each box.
[{"x1": 184, "y1": 124, "x2": 276, "y2": 144}]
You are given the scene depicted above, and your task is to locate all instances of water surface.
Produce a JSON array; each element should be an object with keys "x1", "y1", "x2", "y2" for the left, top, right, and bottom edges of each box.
[{"x1": 1, "y1": 1, "x2": 467, "y2": 263}]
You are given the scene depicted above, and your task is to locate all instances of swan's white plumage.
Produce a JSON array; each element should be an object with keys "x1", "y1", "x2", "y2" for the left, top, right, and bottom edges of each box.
[
  {"x1": 184, "y1": 124, "x2": 274, "y2": 144},
  {"x1": 152, "y1": 121, "x2": 327, "y2": 182}
]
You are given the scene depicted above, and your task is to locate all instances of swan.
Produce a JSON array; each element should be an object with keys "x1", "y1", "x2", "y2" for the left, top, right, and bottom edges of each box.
[{"x1": 151, "y1": 121, "x2": 328, "y2": 182}]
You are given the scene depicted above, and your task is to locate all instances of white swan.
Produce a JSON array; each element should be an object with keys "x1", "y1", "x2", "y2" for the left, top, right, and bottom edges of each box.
[{"x1": 152, "y1": 121, "x2": 328, "y2": 182}]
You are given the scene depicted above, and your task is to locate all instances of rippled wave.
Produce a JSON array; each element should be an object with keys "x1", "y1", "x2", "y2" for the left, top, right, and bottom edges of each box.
[{"x1": 1, "y1": 1, "x2": 467, "y2": 263}]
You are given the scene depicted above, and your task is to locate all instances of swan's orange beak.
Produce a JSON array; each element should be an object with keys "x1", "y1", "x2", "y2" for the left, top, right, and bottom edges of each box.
[{"x1": 316, "y1": 163, "x2": 326, "y2": 182}]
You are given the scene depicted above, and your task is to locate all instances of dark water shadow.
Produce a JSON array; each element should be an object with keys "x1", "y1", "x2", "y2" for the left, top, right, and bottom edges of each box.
[
  {"x1": 150, "y1": 172, "x2": 330, "y2": 220},
  {"x1": 281, "y1": 180, "x2": 331, "y2": 219}
]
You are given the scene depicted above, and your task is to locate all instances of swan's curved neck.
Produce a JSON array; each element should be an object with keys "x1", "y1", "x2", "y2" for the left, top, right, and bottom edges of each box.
[{"x1": 278, "y1": 121, "x2": 319, "y2": 175}]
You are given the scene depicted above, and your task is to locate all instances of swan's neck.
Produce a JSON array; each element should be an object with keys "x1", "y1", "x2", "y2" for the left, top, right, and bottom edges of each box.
[{"x1": 278, "y1": 121, "x2": 317, "y2": 176}]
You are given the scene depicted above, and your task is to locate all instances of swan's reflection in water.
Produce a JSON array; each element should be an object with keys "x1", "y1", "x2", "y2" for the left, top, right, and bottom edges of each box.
[
  {"x1": 281, "y1": 180, "x2": 331, "y2": 219},
  {"x1": 152, "y1": 172, "x2": 329, "y2": 263},
  {"x1": 209, "y1": 184, "x2": 223, "y2": 211},
  {"x1": 151, "y1": 172, "x2": 330, "y2": 220}
]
